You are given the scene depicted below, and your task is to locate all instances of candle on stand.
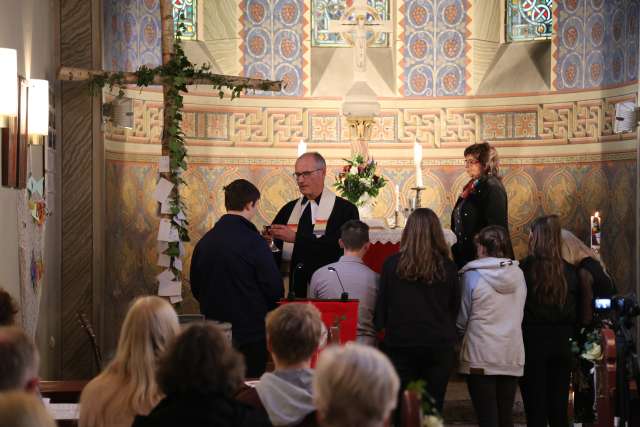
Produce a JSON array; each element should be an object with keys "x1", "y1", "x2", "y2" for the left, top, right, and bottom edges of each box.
[
  {"x1": 297, "y1": 138, "x2": 307, "y2": 156},
  {"x1": 590, "y1": 211, "x2": 601, "y2": 250},
  {"x1": 395, "y1": 184, "x2": 400, "y2": 212},
  {"x1": 413, "y1": 140, "x2": 423, "y2": 188}
]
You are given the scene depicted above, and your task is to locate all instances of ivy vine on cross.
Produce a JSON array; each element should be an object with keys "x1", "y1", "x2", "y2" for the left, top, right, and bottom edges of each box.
[{"x1": 57, "y1": 0, "x2": 282, "y2": 302}]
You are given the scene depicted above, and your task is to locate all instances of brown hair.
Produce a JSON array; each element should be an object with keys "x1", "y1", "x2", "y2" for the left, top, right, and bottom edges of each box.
[
  {"x1": 224, "y1": 179, "x2": 260, "y2": 211},
  {"x1": 0, "y1": 327, "x2": 38, "y2": 392},
  {"x1": 464, "y1": 142, "x2": 499, "y2": 177},
  {"x1": 528, "y1": 215, "x2": 568, "y2": 306},
  {"x1": 266, "y1": 303, "x2": 323, "y2": 366},
  {"x1": 340, "y1": 220, "x2": 370, "y2": 251},
  {"x1": 397, "y1": 208, "x2": 450, "y2": 283},
  {"x1": 0, "y1": 288, "x2": 18, "y2": 326},
  {"x1": 157, "y1": 322, "x2": 244, "y2": 396},
  {"x1": 474, "y1": 226, "x2": 514, "y2": 259}
]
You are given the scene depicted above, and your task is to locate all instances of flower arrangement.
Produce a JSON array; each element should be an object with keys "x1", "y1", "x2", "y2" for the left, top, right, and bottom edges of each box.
[
  {"x1": 571, "y1": 328, "x2": 603, "y2": 362},
  {"x1": 406, "y1": 380, "x2": 444, "y2": 427},
  {"x1": 334, "y1": 155, "x2": 386, "y2": 207}
]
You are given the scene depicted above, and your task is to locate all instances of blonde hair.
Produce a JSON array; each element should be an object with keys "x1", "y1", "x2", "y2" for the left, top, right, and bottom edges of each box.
[
  {"x1": 561, "y1": 229, "x2": 607, "y2": 272},
  {"x1": 0, "y1": 391, "x2": 56, "y2": 427},
  {"x1": 79, "y1": 296, "x2": 180, "y2": 427},
  {"x1": 266, "y1": 303, "x2": 323, "y2": 366},
  {"x1": 314, "y1": 344, "x2": 399, "y2": 427}
]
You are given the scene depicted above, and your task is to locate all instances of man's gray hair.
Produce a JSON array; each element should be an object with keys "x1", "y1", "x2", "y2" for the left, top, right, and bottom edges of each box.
[
  {"x1": 313, "y1": 343, "x2": 399, "y2": 427},
  {"x1": 298, "y1": 152, "x2": 326, "y2": 169}
]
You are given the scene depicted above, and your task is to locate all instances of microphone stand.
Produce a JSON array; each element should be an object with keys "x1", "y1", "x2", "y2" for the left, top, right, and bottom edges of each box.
[
  {"x1": 327, "y1": 267, "x2": 349, "y2": 301},
  {"x1": 289, "y1": 263, "x2": 304, "y2": 300}
]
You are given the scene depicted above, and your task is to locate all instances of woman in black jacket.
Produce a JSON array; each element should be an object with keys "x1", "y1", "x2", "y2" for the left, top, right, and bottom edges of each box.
[
  {"x1": 451, "y1": 143, "x2": 511, "y2": 268},
  {"x1": 132, "y1": 322, "x2": 271, "y2": 427},
  {"x1": 519, "y1": 215, "x2": 578, "y2": 427},
  {"x1": 375, "y1": 208, "x2": 460, "y2": 412}
]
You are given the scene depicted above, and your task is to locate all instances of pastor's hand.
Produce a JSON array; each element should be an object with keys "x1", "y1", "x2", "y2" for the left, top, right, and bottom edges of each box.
[{"x1": 270, "y1": 224, "x2": 296, "y2": 243}]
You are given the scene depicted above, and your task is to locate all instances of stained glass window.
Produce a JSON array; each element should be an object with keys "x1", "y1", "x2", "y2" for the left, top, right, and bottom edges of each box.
[
  {"x1": 173, "y1": 0, "x2": 197, "y2": 40},
  {"x1": 312, "y1": 0, "x2": 390, "y2": 47},
  {"x1": 507, "y1": 0, "x2": 553, "y2": 42}
]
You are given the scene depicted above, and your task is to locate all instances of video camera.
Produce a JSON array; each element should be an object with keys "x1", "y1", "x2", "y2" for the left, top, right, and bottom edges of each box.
[{"x1": 593, "y1": 294, "x2": 640, "y2": 322}]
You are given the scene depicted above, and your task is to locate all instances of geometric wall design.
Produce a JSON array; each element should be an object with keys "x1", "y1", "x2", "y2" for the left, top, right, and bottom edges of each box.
[
  {"x1": 554, "y1": 0, "x2": 639, "y2": 90},
  {"x1": 399, "y1": 0, "x2": 471, "y2": 96}
]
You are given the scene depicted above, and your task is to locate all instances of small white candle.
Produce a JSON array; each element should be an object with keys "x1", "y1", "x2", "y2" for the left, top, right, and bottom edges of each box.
[
  {"x1": 395, "y1": 184, "x2": 400, "y2": 212},
  {"x1": 590, "y1": 211, "x2": 601, "y2": 249},
  {"x1": 413, "y1": 140, "x2": 423, "y2": 188},
  {"x1": 297, "y1": 139, "x2": 307, "y2": 156}
]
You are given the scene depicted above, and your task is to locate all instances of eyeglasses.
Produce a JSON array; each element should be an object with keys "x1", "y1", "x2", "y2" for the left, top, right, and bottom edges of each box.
[
  {"x1": 292, "y1": 168, "x2": 322, "y2": 179},
  {"x1": 464, "y1": 159, "x2": 480, "y2": 166}
]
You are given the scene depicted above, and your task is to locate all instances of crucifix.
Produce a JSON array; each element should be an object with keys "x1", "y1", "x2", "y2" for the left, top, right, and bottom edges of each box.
[
  {"x1": 56, "y1": 0, "x2": 282, "y2": 302},
  {"x1": 328, "y1": 0, "x2": 393, "y2": 78}
]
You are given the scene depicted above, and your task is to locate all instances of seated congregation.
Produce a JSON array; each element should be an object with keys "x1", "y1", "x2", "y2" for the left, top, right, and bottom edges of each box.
[{"x1": 0, "y1": 204, "x2": 618, "y2": 427}]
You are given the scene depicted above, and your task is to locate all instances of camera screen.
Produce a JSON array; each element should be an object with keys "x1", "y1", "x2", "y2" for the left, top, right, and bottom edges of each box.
[{"x1": 594, "y1": 298, "x2": 612, "y2": 310}]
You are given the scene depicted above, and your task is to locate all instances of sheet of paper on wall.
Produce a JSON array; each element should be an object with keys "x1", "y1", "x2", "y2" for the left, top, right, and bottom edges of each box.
[
  {"x1": 179, "y1": 241, "x2": 185, "y2": 257},
  {"x1": 157, "y1": 269, "x2": 175, "y2": 285},
  {"x1": 160, "y1": 199, "x2": 171, "y2": 214},
  {"x1": 174, "y1": 258, "x2": 183, "y2": 271},
  {"x1": 154, "y1": 177, "x2": 174, "y2": 202},
  {"x1": 159, "y1": 280, "x2": 181, "y2": 297},
  {"x1": 157, "y1": 253, "x2": 171, "y2": 268},
  {"x1": 169, "y1": 295, "x2": 183, "y2": 304},
  {"x1": 158, "y1": 241, "x2": 169, "y2": 254},
  {"x1": 159, "y1": 156, "x2": 170, "y2": 173},
  {"x1": 158, "y1": 218, "x2": 179, "y2": 242}
]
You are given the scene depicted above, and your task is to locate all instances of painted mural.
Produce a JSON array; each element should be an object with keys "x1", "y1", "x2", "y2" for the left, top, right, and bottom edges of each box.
[{"x1": 554, "y1": 0, "x2": 639, "y2": 90}]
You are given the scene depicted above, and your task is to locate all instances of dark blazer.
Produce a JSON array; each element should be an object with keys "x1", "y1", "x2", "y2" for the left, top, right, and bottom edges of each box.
[
  {"x1": 132, "y1": 392, "x2": 272, "y2": 427},
  {"x1": 272, "y1": 194, "x2": 359, "y2": 298},
  {"x1": 451, "y1": 175, "x2": 509, "y2": 268},
  {"x1": 375, "y1": 253, "x2": 461, "y2": 348},
  {"x1": 190, "y1": 214, "x2": 284, "y2": 345}
]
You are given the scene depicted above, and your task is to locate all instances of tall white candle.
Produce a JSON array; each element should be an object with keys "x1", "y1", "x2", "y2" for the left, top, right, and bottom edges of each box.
[
  {"x1": 297, "y1": 139, "x2": 307, "y2": 156},
  {"x1": 395, "y1": 184, "x2": 400, "y2": 212},
  {"x1": 413, "y1": 140, "x2": 423, "y2": 188},
  {"x1": 590, "y1": 211, "x2": 601, "y2": 249}
]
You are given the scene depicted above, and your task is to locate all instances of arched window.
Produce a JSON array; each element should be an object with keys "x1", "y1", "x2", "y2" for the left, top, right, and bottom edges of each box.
[
  {"x1": 312, "y1": 0, "x2": 390, "y2": 47},
  {"x1": 506, "y1": 0, "x2": 553, "y2": 42},
  {"x1": 173, "y1": 0, "x2": 197, "y2": 40}
]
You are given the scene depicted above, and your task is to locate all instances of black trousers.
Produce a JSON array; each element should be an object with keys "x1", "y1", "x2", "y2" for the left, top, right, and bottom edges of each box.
[
  {"x1": 235, "y1": 339, "x2": 267, "y2": 379},
  {"x1": 519, "y1": 331, "x2": 572, "y2": 427},
  {"x1": 466, "y1": 374, "x2": 518, "y2": 427},
  {"x1": 385, "y1": 345, "x2": 455, "y2": 413}
]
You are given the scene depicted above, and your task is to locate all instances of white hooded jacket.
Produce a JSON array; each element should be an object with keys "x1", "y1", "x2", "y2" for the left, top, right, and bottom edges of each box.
[{"x1": 457, "y1": 257, "x2": 527, "y2": 376}]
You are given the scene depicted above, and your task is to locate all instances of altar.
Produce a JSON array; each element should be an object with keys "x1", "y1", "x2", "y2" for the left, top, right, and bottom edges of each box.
[{"x1": 362, "y1": 226, "x2": 457, "y2": 273}]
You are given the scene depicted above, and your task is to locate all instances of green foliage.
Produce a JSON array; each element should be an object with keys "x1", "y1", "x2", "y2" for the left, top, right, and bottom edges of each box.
[
  {"x1": 406, "y1": 380, "x2": 441, "y2": 418},
  {"x1": 333, "y1": 155, "x2": 386, "y2": 206}
]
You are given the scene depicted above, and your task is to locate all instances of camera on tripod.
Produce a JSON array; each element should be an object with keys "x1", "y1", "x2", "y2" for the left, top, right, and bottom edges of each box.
[{"x1": 593, "y1": 294, "x2": 640, "y2": 321}]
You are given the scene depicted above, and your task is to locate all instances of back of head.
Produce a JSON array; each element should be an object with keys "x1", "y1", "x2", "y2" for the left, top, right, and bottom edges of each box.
[
  {"x1": 0, "y1": 327, "x2": 38, "y2": 392},
  {"x1": 0, "y1": 288, "x2": 18, "y2": 326},
  {"x1": 474, "y1": 225, "x2": 514, "y2": 259},
  {"x1": 82, "y1": 296, "x2": 180, "y2": 424},
  {"x1": 314, "y1": 344, "x2": 399, "y2": 427},
  {"x1": 340, "y1": 220, "x2": 370, "y2": 251},
  {"x1": 224, "y1": 179, "x2": 260, "y2": 211},
  {"x1": 528, "y1": 215, "x2": 567, "y2": 306},
  {"x1": 398, "y1": 208, "x2": 450, "y2": 282},
  {"x1": 157, "y1": 321, "x2": 244, "y2": 396},
  {"x1": 266, "y1": 303, "x2": 323, "y2": 366},
  {"x1": 0, "y1": 391, "x2": 55, "y2": 427}
]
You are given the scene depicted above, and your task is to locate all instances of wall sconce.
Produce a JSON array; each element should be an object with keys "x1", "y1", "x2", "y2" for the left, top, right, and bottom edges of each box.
[
  {"x1": 0, "y1": 48, "x2": 18, "y2": 126},
  {"x1": 27, "y1": 79, "x2": 49, "y2": 144},
  {"x1": 102, "y1": 97, "x2": 133, "y2": 129}
]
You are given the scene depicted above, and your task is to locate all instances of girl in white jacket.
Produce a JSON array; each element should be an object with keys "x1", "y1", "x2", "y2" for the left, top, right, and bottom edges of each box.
[{"x1": 456, "y1": 225, "x2": 527, "y2": 427}]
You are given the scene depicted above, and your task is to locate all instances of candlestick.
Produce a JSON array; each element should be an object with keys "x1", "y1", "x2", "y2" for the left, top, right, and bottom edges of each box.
[
  {"x1": 297, "y1": 138, "x2": 307, "y2": 156},
  {"x1": 413, "y1": 140, "x2": 423, "y2": 188},
  {"x1": 411, "y1": 187, "x2": 425, "y2": 208},
  {"x1": 395, "y1": 184, "x2": 400, "y2": 212}
]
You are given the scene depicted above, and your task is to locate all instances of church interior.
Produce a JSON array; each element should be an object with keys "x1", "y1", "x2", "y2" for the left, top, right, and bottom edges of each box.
[{"x1": 1, "y1": 0, "x2": 639, "y2": 425}]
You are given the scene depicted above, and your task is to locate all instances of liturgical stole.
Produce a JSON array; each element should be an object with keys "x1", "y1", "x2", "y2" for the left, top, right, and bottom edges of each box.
[{"x1": 282, "y1": 189, "x2": 337, "y2": 262}]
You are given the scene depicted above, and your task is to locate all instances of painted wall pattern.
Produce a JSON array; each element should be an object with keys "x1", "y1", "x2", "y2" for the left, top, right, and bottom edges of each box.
[
  {"x1": 240, "y1": 0, "x2": 309, "y2": 96},
  {"x1": 399, "y1": 0, "x2": 471, "y2": 96},
  {"x1": 103, "y1": 0, "x2": 163, "y2": 72},
  {"x1": 554, "y1": 0, "x2": 639, "y2": 90}
]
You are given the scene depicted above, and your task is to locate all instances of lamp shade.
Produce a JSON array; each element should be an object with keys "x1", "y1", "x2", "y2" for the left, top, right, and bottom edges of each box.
[
  {"x1": 0, "y1": 48, "x2": 18, "y2": 117},
  {"x1": 28, "y1": 79, "x2": 49, "y2": 136}
]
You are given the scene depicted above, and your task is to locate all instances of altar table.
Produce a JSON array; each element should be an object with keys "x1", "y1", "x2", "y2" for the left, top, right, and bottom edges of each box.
[{"x1": 362, "y1": 227, "x2": 457, "y2": 273}]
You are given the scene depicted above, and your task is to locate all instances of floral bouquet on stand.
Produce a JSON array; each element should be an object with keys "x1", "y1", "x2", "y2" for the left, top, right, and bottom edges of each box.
[
  {"x1": 334, "y1": 155, "x2": 386, "y2": 217},
  {"x1": 570, "y1": 328, "x2": 603, "y2": 423}
]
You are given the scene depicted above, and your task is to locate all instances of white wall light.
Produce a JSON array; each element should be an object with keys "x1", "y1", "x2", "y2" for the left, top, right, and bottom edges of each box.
[
  {"x1": 0, "y1": 48, "x2": 18, "y2": 124},
  {"x1": 28, "y1": 79, "x2": 49, "y2": 143}
]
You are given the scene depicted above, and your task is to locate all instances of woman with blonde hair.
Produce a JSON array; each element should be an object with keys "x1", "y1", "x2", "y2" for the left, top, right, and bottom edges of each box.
[
  {"x1": 375, "y1": 208, "x2": 460, "y2": 413},
  {"x1": 79, "y1": 296, "x2": 180, "y2": 427},
  {"x1": 561, "y1": 229, "x2": 616, "y2": 325},
  {"x1": 519, "y1": 215, "x2": 578, "y2": 427}
]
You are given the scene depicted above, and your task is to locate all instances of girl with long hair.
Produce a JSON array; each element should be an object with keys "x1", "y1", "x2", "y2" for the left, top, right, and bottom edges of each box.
[
  {"x1": 519, "y1": 215, "x2": 578, "y2": 427},
  {"x1": 451, "y1": 142, "x2": 511, "y2": 268},
  {"x1": 79, "y1": 296, "x2": 180, "y2": 427},
  {"x1": 375, "y1": 208, "x2": 460, "y2": 413}
]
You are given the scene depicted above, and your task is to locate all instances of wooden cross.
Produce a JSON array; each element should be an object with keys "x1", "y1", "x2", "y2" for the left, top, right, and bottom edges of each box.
[{"x1": 57, "y1": 0, "x2": 282, "y2": 301}]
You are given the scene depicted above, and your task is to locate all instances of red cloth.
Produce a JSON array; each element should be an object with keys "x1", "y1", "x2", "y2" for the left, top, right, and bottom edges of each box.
[{"x1": 362, "y1": 242, "x2": 400, "y2": 273}]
